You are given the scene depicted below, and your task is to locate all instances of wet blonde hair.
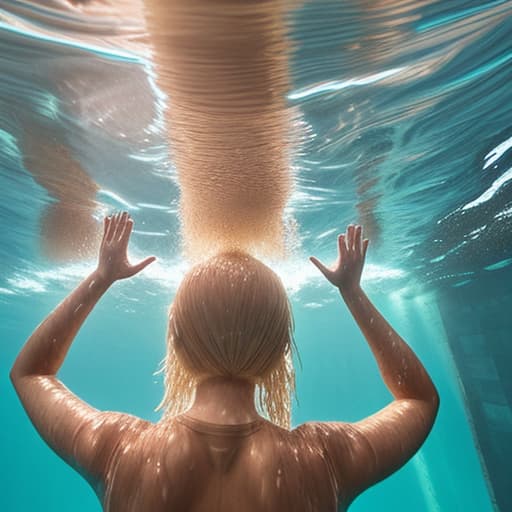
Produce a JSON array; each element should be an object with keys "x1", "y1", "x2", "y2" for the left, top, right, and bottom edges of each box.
[{"x1": 155, "y1": 251, "x2": 296, "y2": 429}]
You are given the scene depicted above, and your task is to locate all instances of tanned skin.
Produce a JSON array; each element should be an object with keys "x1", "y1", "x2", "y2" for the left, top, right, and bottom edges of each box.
[{"x1": 11, "y1": 216, "x2": 439, "y2": 510}]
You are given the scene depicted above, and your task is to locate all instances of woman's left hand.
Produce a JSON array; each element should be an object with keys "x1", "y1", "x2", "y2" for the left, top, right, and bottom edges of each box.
[{"x1": 96, "y1": 211, "x2": 156, "y2": 284}]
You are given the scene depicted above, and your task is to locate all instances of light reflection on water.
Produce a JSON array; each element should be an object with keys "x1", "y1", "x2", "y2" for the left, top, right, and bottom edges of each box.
[
  {"x1": 0, "y1": 0, "x2": 511, "y2": 292},
  {"x1": 1, "y1": 5, "x2": 509, "y2": 512}
]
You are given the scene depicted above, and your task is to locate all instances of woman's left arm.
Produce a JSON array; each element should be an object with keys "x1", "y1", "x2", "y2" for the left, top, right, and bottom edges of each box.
[{"x1": 10, "y1": 212, "x2": 155, "y2": 494}]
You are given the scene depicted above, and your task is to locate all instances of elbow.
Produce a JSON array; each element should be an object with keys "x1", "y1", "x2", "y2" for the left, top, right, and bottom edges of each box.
[
  {"x1": 9, "y1": 370, "x2": 20, "y2": 395},
  {"x1": 414, "y1": 390, "x2": 440, "y2": 435},
  {"x1": 417, "y1": 386, "x2": 440, "y2": 426},
  {"x1": 9, "y1": 362, "x2": 25, "y2": 390},
  {"x1": 428, "y1": 376, "x2": 440, "y2": 411},
  {"x1": 9, "y1": 367, "x2": 31, "y2": 397},
  {"x1": 422, "y1": 378, "x2": 440, "y2": 418},
  {"x1": 10, "y1": 351, "x2": 23, "y2": 385},
  {"x1": 424, "y1": 387, "x2": 440, "y2": 426},
  {"x1": 432, "y1": 388, "x2": 440, "y2": 415},
  {"x1": 10, "y1": 351, "x2": 37, "y2": 385},
  {"x1": 9, "y1": 367, "x2": 20, "y2": 388}
]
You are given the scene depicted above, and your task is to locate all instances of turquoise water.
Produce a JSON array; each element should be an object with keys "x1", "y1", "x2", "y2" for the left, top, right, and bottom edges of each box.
[
  {"x1": 2, "y1": 0, "x2": 512, "y2": 510},
  {"x1": 1, "y1": 279, "x2": 496, "y2": 511}
]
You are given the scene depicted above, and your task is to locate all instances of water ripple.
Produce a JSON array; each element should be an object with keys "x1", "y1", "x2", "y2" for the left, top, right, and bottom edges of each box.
[{"x1": 0, "y1": 0, "x2": 511, "y2": 291}]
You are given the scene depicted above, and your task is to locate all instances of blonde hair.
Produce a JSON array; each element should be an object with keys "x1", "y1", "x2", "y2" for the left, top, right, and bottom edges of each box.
[{"x1": 155, "y1": 251, "x2": 296, "y2": 429}]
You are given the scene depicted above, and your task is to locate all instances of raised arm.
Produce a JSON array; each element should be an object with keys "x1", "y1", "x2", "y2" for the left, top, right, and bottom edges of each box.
[
  {"x1": 310, "y1": 225, "x2": 439, "y2": 506},
  {"x1": 10, "y1": 212, "x2": 155, "y2": 493}
]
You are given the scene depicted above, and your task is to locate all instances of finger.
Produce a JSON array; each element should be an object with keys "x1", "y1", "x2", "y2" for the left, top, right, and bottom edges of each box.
[
  {"x1": 309, "y1": 256, "x2": 332, "y2": 280},
  {"x1": 362, "y1": 239, "x2": 370, "y2": 259},
  {"x1": 102, "y1": 216, "x2": 110, "y2": 239},
  {"x1": 119, "y1": 217, "x2": 134, "y2": 245},
  {"x1": 111, "y1": 212, "x2": 121, "y2": 238},
  {"x1": 116, "y1": 211, "x2": 129, "y2": 241},
  {"x1": 105, "y1": 214, "x2": 117, "y2": 242},
  {"x1": 128, "y1": 256, "x2": 156, "y2": 276},
  {"x1": 114, "y1": 211, "x2": 129, "y2": 241},
  {"x1": 100, "y1": 216, "x2": 110, "y2": 250},
  {"x1": 346, "y1": 225, "x2": 355, "y2": 251},
  {"x1": 337, "y1": 234, "x2": 348, "y2": 259},
  {"x1": 354, "y1": 225, "x2": 362, "y2": 254}
]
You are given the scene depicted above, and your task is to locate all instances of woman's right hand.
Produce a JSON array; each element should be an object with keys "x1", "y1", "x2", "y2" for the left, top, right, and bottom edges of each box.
[{"x1": 310, "y1": 224, "x2": 369, "y2": 293}]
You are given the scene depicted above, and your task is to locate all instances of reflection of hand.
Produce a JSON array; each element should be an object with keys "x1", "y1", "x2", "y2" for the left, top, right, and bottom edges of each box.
[
  {"x1": 310, "y1": 225, "x2": 369, "y2": 293},
  {"x1": 65, "y1": 0, "x2": 113, "y2": 12},
  {"x1": 96, "y1": 212, "x2": 156, "y2": 284}
]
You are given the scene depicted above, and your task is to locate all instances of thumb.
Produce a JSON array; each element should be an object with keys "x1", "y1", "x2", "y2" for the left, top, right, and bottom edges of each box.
[
  {"x1": 362, "y1": 239, "x2": 370, "y2": 259},
  {"x1": 128, "y1": 256, "x2": 157, "y2": 276},
  {"x1": 309, "y1": 256, "x2": 331, "y2": 280}
]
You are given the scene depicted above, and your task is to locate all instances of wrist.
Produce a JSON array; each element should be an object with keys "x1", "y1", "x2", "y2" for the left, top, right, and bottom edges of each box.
[
  {"x1": 91, "y1": 268, "x2": 115, "y2": 290},
  {"x1": 338, "y1": 283, "x2": 363, "y2": 301}
]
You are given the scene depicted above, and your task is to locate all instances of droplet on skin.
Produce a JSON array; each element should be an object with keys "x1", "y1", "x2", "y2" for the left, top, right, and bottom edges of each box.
[
  {"x1": 89, "y1": 280, "x2": 95, "y2": 289},
  {"x1": 74, "y1": 304, "x2": 83, "y2": 315}
]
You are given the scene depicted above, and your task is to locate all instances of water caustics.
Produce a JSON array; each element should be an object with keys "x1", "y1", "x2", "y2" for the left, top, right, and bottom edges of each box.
[{"x1": 0, "y1": 0, "x2": 511, "y2": 295}]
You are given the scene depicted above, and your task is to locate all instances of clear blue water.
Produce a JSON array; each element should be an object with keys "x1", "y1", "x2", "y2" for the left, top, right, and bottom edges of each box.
[{"x1": 1, "y1": 0, "x2": 512, "y2": 510}]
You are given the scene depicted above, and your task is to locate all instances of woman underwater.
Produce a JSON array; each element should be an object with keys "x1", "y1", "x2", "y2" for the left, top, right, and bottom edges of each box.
[{"x1": 10, "y1": 212, "x2": 439, "y2": 511}]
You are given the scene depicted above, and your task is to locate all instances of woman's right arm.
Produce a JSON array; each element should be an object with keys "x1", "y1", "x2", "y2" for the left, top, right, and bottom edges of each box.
[{"x1": 309, "y1": 225, "x2": 439, "y2": 506}]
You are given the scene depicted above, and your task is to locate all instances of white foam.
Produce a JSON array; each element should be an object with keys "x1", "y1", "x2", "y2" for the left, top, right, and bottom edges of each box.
[
  {"x1": 288, "y1": 68, "x2": 405, "y2": 101},
  {"x1": 462, "y1": 167, "x2": 512, "y2": 210},
  {"x1": 3, "y1": 258, "x2": 406, "y2": 299},
  {"x1": 483, "y1": 136, "x2": 512, "y2": 170}
]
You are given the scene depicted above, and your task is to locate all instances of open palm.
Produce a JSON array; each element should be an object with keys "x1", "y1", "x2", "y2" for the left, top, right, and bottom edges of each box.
[
  {"x1": 97, "y1": 212, "x2": 156, "y2": 283},
  {"x1": 310, "y1": 224, "x2": 369, "y2": 292}
]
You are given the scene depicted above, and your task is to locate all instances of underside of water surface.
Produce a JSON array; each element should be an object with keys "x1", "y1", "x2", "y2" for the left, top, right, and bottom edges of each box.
[{"x1": 1, "y1": 0, "x2": 512, "y2": 511}]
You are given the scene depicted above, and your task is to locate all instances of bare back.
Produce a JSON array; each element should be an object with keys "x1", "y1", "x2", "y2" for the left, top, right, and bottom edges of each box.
[{"x1": 100, "y1": 414, "x2": 355, "y2": 512}]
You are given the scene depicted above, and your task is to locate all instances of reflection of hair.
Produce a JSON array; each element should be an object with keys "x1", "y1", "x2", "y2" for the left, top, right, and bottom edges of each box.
[
  {"x1": 40, "y1": 203, "x2": 100, "y2": 261},
  {"x1": 155, "y1": 251, "x2": 296, "y2": 429}
]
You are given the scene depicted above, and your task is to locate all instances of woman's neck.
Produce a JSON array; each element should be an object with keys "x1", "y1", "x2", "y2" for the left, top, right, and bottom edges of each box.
[{"x1": 186, "y1": 376, "x2": 260, "y2": 424}]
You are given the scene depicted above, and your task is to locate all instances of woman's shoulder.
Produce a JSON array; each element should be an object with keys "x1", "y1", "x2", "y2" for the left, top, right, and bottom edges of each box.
[{"x1": 292, "y1": 420, "x2": 349, "y2": 437}]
